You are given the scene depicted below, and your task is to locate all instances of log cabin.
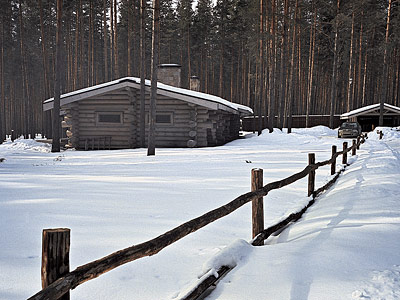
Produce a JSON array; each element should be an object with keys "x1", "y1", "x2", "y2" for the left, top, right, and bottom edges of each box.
[
  {"x1": 43, "y1": 65, "x2": 252, "y2": 150},
  {"x1": 340, "y1": 103, "x2": 400, "y2": 131}
]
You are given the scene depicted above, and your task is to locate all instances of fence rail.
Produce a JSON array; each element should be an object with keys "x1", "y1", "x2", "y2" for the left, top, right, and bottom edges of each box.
[{"x1": 27, "y1": 135, "x2": 366, "y2": 300}]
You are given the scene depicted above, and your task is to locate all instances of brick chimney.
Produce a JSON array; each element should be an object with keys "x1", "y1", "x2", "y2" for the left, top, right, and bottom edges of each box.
[
  {"x1": 190, "y1": 76, "x2": 200, "y2": 92},
  {"x1": 158, "y1": 64, "x2": 181, "y2": 88}
]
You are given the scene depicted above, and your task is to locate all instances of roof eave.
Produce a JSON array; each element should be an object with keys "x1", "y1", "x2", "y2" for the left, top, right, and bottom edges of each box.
[{"x1": 43, "y1": 77, "x2": 252, "y2": 115}]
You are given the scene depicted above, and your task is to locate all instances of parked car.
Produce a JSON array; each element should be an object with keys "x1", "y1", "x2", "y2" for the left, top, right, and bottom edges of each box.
[{"x1": 338, "y1": 122, "x2": 362, "y2": 138}]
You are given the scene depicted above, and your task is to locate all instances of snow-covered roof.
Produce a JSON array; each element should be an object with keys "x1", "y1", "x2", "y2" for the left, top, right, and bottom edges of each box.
[
  {"x1": 43, "y1": 77, "x2": 253, "y2": 116},
  {"x1": 340, "y1": 103, "x2": 400, "y2": 119}
]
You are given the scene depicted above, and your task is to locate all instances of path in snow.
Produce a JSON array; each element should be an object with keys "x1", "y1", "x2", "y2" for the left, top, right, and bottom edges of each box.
[{"x1": 202, "y1": 130, "x2": 400, "y2": 300}]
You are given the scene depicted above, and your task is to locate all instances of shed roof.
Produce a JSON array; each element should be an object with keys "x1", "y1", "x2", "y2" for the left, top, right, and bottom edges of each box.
[
  {"x1": 43, "y1": 77, "x2": 253, "y2": 116},
  {"x1": 340, "y1": 103, "x2": 400, "y2": 119}
]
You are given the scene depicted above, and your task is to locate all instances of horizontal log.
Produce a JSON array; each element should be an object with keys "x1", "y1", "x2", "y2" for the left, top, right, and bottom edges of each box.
[{"x1": 79, "y1": 129, "x2": 132, "y2": 135}]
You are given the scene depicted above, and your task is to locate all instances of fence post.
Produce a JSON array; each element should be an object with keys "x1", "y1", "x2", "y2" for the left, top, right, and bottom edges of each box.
[
  {"x1": 331, "y1": 145, "x2": 337, "y2": 175},
  {"x1": 251, "y1": 168, "x2": 264, "y2": 239},
  {"x1": 308, "y1": 153, "x2": 315, "y2": 197},
  {"x1": 342, "y1": 142, "x2": 348, "y2": 165},
  {"x1": 42, "y1": 228, "x2": 70, "y2": 300},
  {"x1": 11, "y1": 130, "x2": 16, "y2": 142},
  {"x1": 379, "y1": 131, "x2": 383, "y2": 140},
  {"x1": 352, "y1": 139, "x2": 356, "y2": 156},
  {"x1": 357, "y1": 136, "x2": 360, "y2": 149}
]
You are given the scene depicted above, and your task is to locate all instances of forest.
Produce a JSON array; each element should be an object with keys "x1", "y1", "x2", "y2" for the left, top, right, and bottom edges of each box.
[{"x1": 0, "y1": 0, "x2": 399, "y2": 141}]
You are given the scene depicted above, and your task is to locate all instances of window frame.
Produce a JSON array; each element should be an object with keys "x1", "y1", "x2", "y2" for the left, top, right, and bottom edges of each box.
[
  {"x1": 146, "y1": 112, "x2": 174, "y2": 126},
  {"x1": 96, "y1": 112, "x2": 124, "y2": 126}
]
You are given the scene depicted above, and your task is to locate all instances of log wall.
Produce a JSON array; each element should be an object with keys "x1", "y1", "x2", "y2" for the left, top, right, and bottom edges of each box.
[{"x1": 62, "y1": 87, "x2": 241, "y2": 149}]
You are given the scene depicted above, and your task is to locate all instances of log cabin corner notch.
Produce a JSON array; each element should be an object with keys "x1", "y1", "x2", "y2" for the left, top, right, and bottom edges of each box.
[{"x1": 43, "y1": 77, "x2": 253, "y2": 150}]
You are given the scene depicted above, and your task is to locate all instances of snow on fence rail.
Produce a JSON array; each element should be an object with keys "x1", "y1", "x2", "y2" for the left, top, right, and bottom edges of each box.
[{"x1": 27, "y1": 134, "x2": 367, "y2": 300}]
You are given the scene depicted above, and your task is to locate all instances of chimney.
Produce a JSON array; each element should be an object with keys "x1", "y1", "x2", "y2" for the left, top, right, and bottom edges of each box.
[
  {"x1": 158, "y1": 64, "x2": 181, "y2": 88},
  {"x1": 190, "y1": 76, "x2": 200, "y2": 92}
]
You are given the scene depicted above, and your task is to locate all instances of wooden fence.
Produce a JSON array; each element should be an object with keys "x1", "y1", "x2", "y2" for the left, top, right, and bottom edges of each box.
[{"x1": 27, "y1": 134, "x2": 367, "y2": 300}]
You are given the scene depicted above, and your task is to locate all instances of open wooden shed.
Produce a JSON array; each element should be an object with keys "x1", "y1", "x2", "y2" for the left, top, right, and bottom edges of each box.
[
  {"x1": 43, "y1": 76, "x2": 252, "y2": 150},
  {"x1": 340, "y1": 103, "x2": 400, "y2": 131}
]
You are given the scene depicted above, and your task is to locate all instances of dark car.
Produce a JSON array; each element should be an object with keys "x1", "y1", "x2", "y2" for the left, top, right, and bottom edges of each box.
[{"x1": 338, "y1": 122, "x2": 362, "y2": 138}]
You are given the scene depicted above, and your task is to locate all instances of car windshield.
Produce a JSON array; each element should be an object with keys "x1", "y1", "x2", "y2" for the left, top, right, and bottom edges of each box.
[{"x1": 341, "y1": 123, "x2": 358, "y2": 128}]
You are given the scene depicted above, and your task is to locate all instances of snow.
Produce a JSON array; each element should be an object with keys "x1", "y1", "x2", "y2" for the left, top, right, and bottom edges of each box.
[{"x1": 1, "y1": 126, "x2": 400, "y2": 300}]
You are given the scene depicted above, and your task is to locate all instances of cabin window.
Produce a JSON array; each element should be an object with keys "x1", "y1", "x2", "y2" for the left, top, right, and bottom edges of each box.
[
  {"x1": 146, "y1": 112, "x2": 174, "y2": 125},
  {"x1": 156, "y1": 113, "x2": 173, "y2": 124},
  {"x1": 96, "y1": 112, "x2": 123, "y2": 125}
]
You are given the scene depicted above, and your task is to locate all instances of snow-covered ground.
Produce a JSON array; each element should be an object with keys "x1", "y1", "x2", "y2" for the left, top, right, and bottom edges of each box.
[{"x1": 1, "y1": 127, "x2": 399, "y2": 300}]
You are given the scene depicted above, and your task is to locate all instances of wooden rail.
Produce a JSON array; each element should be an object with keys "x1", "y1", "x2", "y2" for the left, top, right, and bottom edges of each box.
[
  {"x1": 182, "y1": 137, "x2": 364, "y2": 299},
  {"x1": 28, "y1": 136, "x2": 365, "y2": 300}
]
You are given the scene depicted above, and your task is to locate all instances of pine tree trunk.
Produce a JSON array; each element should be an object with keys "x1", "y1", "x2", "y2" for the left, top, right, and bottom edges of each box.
[
  {"x1": 219, "y1": 24, "x2": 224, "y2": 98},
  {"x1": 187, "y1": 25, "x2": 191, "y2": 88},
  {"x1": 78, "y1": 0, "x2": 84, "y2": 88},
  {"x1": 88, "y1": 0, "x2": 92, "y2": 86},
  {"x1": 19, "y1": 0, "x2": 31, "y2": 136},
  {"x1": 380, "y1": 0, "x2": 392, "y2": 126},
  {"x1": 0, "y1": 18, "x2": 4, "y2": 143},
  {"x1": 140, "y1": 0, "x2": 146, "y2": 148},
  {"x1": 306, "y1": 8, "x2": 316, "y2": 128},
  {"x1": 148, "y1": 0, "x2": 159, "y2": 156},
  {"x1": 278, "y1": 0, "x2": 288, "y2": 130},
  {"x1": 356, "y1": 11, "x2": 363, "y2": 109},
  {"x1": 114, "y1": 0, "x2": 119, "y2": 79},
  {"x1": 346, "y1": 11, "x2": 355, "y2": 112},
  {"x1": 39, "y1": 0, "x2": 50, "y2": 99},
  {"x1": 103, "y1": 0, "x2": 109, "y2": 82},
  {"x1": 267, "y1": 0, "x2": 276, "y2": 133},
  {"x1": 52, "y1": 0, "x2": 63, "y2": 153},
  {"x1": 127, "y1": 0, "x2": 132, "y2": 76},
  {"x1": 74, "y1": 1, "x2": 80, "y2": 89},
  {"x1": 258, "y1": 0, "x2": 265, "y2": 135},
  {"x1": 110, "y1": 0, "x2": 115, "y2": 80},
  {"x1": 287, "y1": 0, "x2": 298, "y2": 134},
  {"x1": 329, "y1": 0, "x2": 340, "y2": 129}
]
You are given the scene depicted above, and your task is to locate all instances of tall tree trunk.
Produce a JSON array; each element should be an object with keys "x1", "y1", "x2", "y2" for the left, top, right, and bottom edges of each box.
[
  {"x1": 362, "y1": 43, "x2": 368, "y2": 106},
  {"x1": 346, "y1": 10, "x2": 355, "y2": 112},
  {"x1": 89, "y1": 0, "x2": 94, "y2": 85},
  {"x1": 356, "y1": 10, "x2": 363, "y2": 109},
  {"x1": 127, "y1": 0, "x2": 132, "y2": 76},
  {"x1": 88, "y1": 0, "x2": 92, "y2": 86},
  {"x1": 306, "y1": 6, "x2": 316, "y2": 128},
  {"x1": 287, "y1": 0, "x2": 298, "y2": 134},
  {"x1": 329, "y1": 0, "x2": 340, "y2": 129},
  {"x1": 140, "y1": 0, "x2": 146, "y2": 148},
  {"x1": 74, "y1": 1, "x2": 80, "y2": 89},
  {"x1": 278, "y1": 0, "x2": 289, "y2": 130},
  {"x1": 110, "y1": 0, "x2": 115, "y2": 79},
  {"x1": 39, "y1": 0, "x2": 50, "y2": 99},
  {"x1": 219, "y1": 22, "x2": 224, "y2": 98},
  {"x1": 52, "y1": 0, "x2": 63, "y2": 153},
  {"x1": 148, "y1": 0, "x2": 160, "y2": 156},
  {"x1": 19, "y1": 0, "x2": 30, "y2": 136},
  {"x1": 79, "y1": 0, "x2": 84, "y2": 88},
  {"x1": 258, "y1": 0, "x2": 265, "y2": 135},
  {"x1": 380, "y1": 0, "x2": 392, "y2": 126},
  {"x1": 103, "y1": 0, "x2": 109, "y2": 82},
  {"x1": 187, "y1": 25, "x2": 191, "y2": 87},
  {"x1": 114, "y1": 0, "x2": 119, "y2": 78},
  {"x1": 267, "y1": 0, "x2": 276, "y2": 133},
  {"x1": 0, "y1": 17, "x2": 4, "y2": 142}
]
